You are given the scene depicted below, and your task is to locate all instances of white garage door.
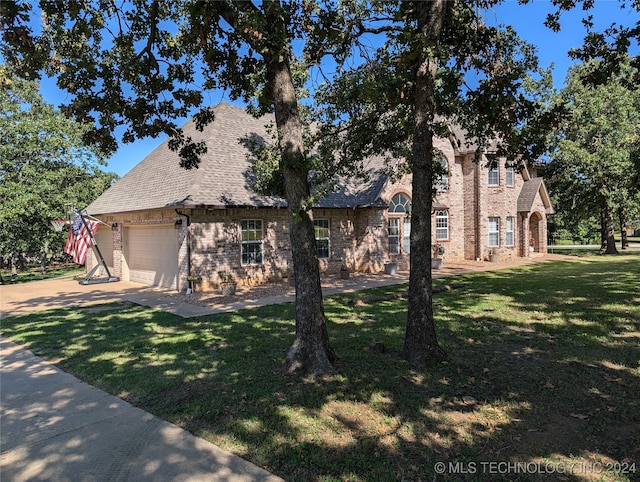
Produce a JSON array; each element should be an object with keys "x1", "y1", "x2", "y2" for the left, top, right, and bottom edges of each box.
[{"x1": 127, "y1": 226, "x2": 178, "y2": 289}]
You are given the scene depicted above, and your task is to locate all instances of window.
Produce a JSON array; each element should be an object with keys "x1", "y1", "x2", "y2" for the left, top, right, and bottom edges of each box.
[
  {"x1": 389, "y1": 193, "x2": 411, "y2": 213},
  {"x1": 436, "y1": 210, "x2": 449, "y2": 240},
  {"x1": 488, "y1": 217, "x2": 500, "y2": 247},
  {"x1": 241, "y1": 220, "x2": 263, "y2": 265},
  {"x1": 314, "y1": 219, "x2": 330, "y2": 259},
  {"x1": 488, "y1": 166, "x2": 499, "y2": 186},
  {"x1": 506, "y1": 216, "x2": 515, "y2": 246},
  {"x1": 403, "y1": 218, "x2": 411, "y2": 254},
  {"x1": 389, "y1": 218, "x2": 400, "y2": 254},
  {"x1": 388, "y1": 193, "x2": 411, "y2": 255},
  {"x1": 435, "y1": 157, "x2": 449, "y2": 192},
  {"x1": 506, "y1": 166, "x2": 515, "y2": 187}
]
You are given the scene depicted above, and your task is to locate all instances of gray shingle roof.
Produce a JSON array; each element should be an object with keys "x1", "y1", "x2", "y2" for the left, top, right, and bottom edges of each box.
[
  {"x1": 517, "y1": 177, "x2": 545, "y2": 212},
  {"x1": 87, "y1": 102, "x2": 388, "y2": 215}
]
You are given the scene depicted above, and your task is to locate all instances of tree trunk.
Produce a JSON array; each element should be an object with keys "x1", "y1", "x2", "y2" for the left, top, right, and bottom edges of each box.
[
  {"x1": 401, "y1": 0, "x2": 448, "y2": 366},
  {"x1": 265, "y1": 3, "x2": 335, "y2": 376},
  {"x1": 600, "y1": 203, "x2": 607, "y2": 250},
  {"x1": 603, "y1": 203, "x2": 618, "y2": 254},
  {"x1": 618, "y1": 205, "x2": 628, "y2": 249}
]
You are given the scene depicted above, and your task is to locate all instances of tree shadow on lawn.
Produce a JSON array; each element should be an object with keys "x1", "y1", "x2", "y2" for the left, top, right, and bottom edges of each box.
[{"x1": 1, "y1": 256, "x2": 639, "y2": 481}]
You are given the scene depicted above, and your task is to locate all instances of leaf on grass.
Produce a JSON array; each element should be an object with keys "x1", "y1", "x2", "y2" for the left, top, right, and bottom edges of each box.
[{"x1": 569, "y1": 412, "x2": 589, "y2": 420}]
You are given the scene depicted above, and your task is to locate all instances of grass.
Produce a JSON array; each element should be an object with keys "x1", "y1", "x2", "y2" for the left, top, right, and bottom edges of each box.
[
  {"x1": 1, "y1": 263, "x2": 83, "y2": 284},
  {"x1": 549, "y1": 241, "x2": 640, "y2": 257},
  {"x1": 2, "y1": 254, "x2": 639, "y2": 481}
]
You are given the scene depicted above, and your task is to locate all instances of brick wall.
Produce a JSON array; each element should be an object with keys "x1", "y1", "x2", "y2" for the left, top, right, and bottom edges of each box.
[{"x1": 87, "y1": 151, "x2": 550, "y2": 291}]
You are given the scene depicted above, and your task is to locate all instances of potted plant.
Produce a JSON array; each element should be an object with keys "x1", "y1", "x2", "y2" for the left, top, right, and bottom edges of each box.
[
  {"x1": 186, "y1": 275, "x2": 201, "y2": 294},
  {"x1": 432, "y1": 244, "x2": 445, "y2": 269},
  {"x1": 384, "y1": 261, "x2": 398, "y2": 275},
  {"x1": 218, "y1": 271, "x2": 237, "y2": 296},
  {"x1": 339, "y1": 264, "x2": 350, "y2": 280}
]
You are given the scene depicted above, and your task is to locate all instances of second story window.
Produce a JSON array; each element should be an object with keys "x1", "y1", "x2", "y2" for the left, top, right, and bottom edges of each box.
[
  {"x1": 435, "y1": 157, "x2": 449, "y2": 192},
  {"x1": 488, "y1": 166, "x2": 499, "y2": 186},
  {"x1": 506, "y1": 166, "x2": 515, "y2": 187}
]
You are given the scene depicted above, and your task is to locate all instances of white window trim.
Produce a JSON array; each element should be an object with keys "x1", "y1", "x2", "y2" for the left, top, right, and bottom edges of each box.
[
  {"x1": 241, "y1": 219, "x2": 263, "y2": 266},
  {"x1": 314, "y1": 219, "x2": 330, "y2": 259},
  {"x1": 506, "y1": 216, "x2": 515, "y2": 247},
  {"x1": 403, "y1": 217, "x2": 411, "y2": 254},
  {"x1": 435, "y1": 210, "x2": 449, "y2": 241},
  {"x1": 436, "y1": 158, "x2": 449, "y2": 192},
  {"x1": 506, "y1": 166, "x2": 515, "y2": 187},
  {"x1": 488, "y1": 217, "x2": 500, "y2": 247},
  {"x1": 488, "y1": 167, "x2": 499, "y2": 187},
  {"x1": 389, "y1": 193, "x2": 411, "y2": 213},
  {"x1": 388, "y1": 217, "x2": 401, "y2": 255}
]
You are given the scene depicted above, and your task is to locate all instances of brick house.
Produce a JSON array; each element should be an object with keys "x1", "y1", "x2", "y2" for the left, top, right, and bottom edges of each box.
[{"x1": 86, "y1": 102, "x2": 553, "y2": 291}]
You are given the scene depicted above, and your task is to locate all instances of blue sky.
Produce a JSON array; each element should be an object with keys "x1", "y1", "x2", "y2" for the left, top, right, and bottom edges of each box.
[{"x1": 34, "y1": 1, "x2": 638, "y2": 177}]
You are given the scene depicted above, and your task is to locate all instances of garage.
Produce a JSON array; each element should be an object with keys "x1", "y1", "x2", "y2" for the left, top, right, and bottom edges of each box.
[{"x1": 126, "y1": 225, "x2": 178, "y2": 289}]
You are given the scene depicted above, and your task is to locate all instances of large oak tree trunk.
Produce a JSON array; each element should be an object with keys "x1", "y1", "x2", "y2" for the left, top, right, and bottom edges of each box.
[
  {"x1": 265, "y1": 4, "x2": 335, "y2": 376},
  {"x1": 401, "y1": 0, "x2": 448, "y2": 366}
]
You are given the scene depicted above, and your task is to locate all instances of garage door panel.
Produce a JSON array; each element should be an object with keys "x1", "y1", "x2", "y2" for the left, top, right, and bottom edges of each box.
[{"x1": 127, "y1": 226, "x2": 178, "y2": 289}]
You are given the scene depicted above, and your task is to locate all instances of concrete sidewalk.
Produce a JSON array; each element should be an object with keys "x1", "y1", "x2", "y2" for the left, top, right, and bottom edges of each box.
[{"x1": 0, "y1": 337, "x2": 283, "y2": 482}]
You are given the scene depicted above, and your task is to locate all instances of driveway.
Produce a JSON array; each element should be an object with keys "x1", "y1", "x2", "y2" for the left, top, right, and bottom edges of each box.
[
  {"x1": 0, "y1": 277, "x2": 212, "y2": 319},
  {"x1": 1, "y1": 254, "x2": 577, "y2": 320}
]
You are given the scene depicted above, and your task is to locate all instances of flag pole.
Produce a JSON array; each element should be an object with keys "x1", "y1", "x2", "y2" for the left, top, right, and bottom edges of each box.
[{"x1": 76, "y1": 209, "x2": 120, "y2": 285}]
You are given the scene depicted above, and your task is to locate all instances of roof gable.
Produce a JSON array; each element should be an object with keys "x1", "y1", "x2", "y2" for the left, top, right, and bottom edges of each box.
[{"x1": 517, "y1": 177, "x2": 554, "y2": 214}]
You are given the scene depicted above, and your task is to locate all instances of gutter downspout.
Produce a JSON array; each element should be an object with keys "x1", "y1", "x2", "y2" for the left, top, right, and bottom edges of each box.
[
  {"x1": 175, "y1": 209, "x2": 191, "y2": 282},
  {"x1": 474, "y1": 158, "x2": 481, "y2": 261}
]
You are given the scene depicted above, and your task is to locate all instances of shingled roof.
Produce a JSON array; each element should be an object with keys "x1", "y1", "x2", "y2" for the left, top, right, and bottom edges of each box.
[
  {"x1": 517, "y1": 177, "x2": 555, "y2": 214},
  {"x1": 87, "y1": 102, "x2": 388, "y2": 215}
]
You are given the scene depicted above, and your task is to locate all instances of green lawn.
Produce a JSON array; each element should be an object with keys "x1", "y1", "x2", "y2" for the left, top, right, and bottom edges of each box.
[
  {"x1": 1, "y1": 263, "x2": 83, "y2": 284},
  {"x1": 2, "y1": 254, "x2": 639, "y2": 481}
]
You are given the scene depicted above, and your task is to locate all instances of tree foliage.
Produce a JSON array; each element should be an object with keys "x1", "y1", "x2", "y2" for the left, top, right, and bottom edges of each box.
[
  {"x1": 546, "y1": 58, "x2": 640, "y2": 252},
  {"x1": 312, "y1": 1, "x2": 560, "y2": 365},
  {"x1": 0, "y1": 65, "x2": 117, "y2": 263},
  {"x1": 1, "y1": 0, "x2": 340, "y2": 375}
]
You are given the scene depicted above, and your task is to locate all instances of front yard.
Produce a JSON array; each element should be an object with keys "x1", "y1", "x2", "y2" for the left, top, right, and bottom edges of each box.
[{"x1": 1, "y1": 254, "x2": 639, "y2": 481}]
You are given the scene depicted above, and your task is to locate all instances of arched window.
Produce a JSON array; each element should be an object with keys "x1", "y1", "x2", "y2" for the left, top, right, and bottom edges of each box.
[
  {"x1": 389, "y1": 193, "x2": 411, "y2": 213},
  {"x1": 388, "y1": 193, "x2": 411, "y2": 254}
]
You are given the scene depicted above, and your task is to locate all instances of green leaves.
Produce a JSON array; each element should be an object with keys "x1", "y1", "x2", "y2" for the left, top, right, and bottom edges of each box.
[
  {"x1": 0, "y1": 66, "x2": 116, "y2": 259},
  {"x1": 547, "y1": 57, "x2": 640, "y2": 241}
]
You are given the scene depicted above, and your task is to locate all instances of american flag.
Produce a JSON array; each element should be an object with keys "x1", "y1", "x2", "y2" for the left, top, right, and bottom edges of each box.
[{"x1": 64, "y1": 213, "x2": 99, "y2": 265}]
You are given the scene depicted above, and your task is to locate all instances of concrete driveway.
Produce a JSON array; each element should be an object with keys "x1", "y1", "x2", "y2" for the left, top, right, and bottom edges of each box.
[
  {"x1": 0, "y1": 278, "x2": 284, "y2": 482},
  {"x1": 0, "y1": 277, "x2": 212, "y2": 319}
]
